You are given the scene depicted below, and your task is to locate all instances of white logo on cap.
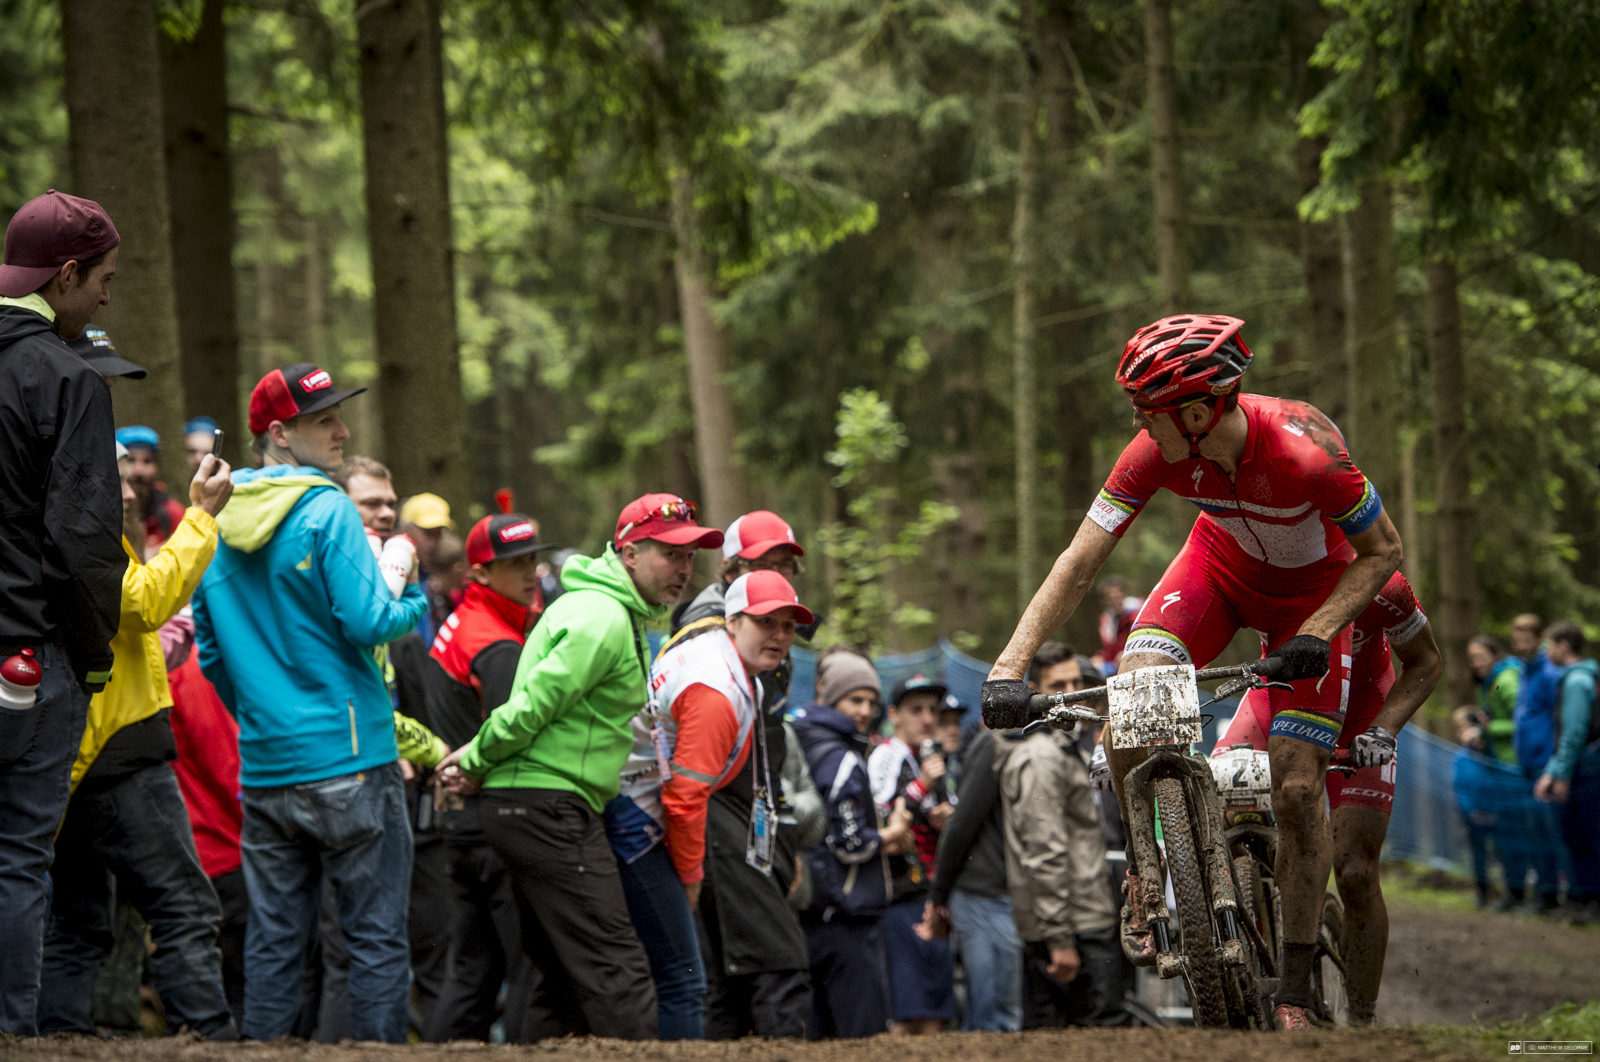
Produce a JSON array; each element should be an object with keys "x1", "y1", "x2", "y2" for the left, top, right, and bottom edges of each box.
[
  {"x1": 300, "y1": 369, "x2": 332, "y2": 392},
  {"x1": 498, "y1": 521, "x2": 535, "y2": 543}
]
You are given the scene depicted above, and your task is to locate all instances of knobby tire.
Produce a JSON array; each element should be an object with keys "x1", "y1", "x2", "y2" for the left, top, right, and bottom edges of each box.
[{"x1": 1154, "y1": 777, "x2": 1229, "y2": 1028}]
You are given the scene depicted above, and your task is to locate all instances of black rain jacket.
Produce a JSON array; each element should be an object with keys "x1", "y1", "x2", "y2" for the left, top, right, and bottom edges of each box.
[{"x1": 0, "y1": 303, "x2": 124, "y2": 689}]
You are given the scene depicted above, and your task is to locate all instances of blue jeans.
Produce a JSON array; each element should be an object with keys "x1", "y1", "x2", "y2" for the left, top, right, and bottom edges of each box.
[
  {"x1": 39, "y1": 763, "x2": 235, "y2": 1037},
  {"x1": 617, "y1": 842, "x2": 706, "y2": 1039},
  {"x1": 0, "y1": 643, "x2": 90, "y2": 1035},
  {"x1": 240, "y1": 762, "x2": 413, "y2": 1042},
  {"x1": 948, "y1": 889, "x2": 1022, "y2": 1031}
]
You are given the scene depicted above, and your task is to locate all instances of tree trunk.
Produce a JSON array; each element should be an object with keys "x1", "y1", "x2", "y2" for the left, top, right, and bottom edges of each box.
[
  {"x1": 1399, "y1": 428, "x2": 1419, "y2": 586},
  {"x1": 160, "y1": 0, "x2": 238, "y2": 461},
  {"x1": 63, "y1": 0, "x2": 187, "y2": 449},
  {"x1": 1344, "y1": 180, "x2": 1400, "y2": 498},
  {"x1": 1296, "y1": 136, "x2": 1347, "y2": 424},
  {"x1": 669, "y1": 171, "x2": 749, "y2": 529},
  {"x1": 1143, "y1": 0, "x2": 1188, "y2": 313},
  {"x1": 1012, "y1": 0, "x2": 1043, "y2": 613},
  {"x1": 356, "y1": 0, "x2": 466, "y2": 509},
  {"x1": 1427, "y1": 255, "x2": 1478, "y2": 707}
]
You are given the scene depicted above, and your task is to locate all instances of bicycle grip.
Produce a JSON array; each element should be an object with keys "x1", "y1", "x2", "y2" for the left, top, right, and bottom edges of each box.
[{"x1": 1255, "y1": 656, "x2": 1284, "y2": 677}]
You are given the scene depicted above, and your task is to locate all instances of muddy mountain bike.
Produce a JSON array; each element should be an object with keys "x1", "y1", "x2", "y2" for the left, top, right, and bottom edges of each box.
[
  {"x1": 1210, "y1": 742, "x2": 1351, "y2": 1026},
  {"x1": 1025, "y1": 659, "x2": 1293, "y2": 1029}
]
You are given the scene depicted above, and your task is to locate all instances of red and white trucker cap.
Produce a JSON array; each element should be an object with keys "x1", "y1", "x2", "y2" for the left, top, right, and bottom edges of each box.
[
  {"x1": 249, "y1": 362, "x2": 366, "y2": 435},
  {"x1": 722, "y1": 510, "x2": 804, "y2": 560},
  {"x1": 723, "y1": 570, "x2": 815, "y2": 625},
  {"x1": 466, "y1": 513, "x2": 559, "y2": 567}
]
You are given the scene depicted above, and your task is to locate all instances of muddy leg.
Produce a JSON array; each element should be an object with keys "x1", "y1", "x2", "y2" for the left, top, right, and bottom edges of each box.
[{"x1": 1332, "y1": 806, "x2": 1388, "y2": 1024}]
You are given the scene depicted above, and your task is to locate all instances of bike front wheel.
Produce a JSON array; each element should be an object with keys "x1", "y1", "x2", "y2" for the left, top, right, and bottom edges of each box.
[{"x1": 1154, "y1": 776, "x2": 1230, "y2": 1027}]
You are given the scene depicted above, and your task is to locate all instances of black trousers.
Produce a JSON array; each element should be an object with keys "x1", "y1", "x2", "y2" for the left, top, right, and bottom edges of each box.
[
  {"x1": 425, "y1": 838, "x2": 538, "y2": 1041},
  {"x1": 480, "y1": 788, "x2": 657, "y2": 1040},
  {"x1": 409, "y1": 832, "x2": 455, "y2": 1031},
  {"x1": 705, "y1": 967, "x2": 812, "y2": 1039},
  {"x1": 1021, "y1": 928, "x2": 1131, "y2": 1028},
  {"x1": 803, "y1": 915, "x2": 888, "y2": 1039},
  {"x1": 212, "y1": 868, "x2": 248, "y2": 1029}
]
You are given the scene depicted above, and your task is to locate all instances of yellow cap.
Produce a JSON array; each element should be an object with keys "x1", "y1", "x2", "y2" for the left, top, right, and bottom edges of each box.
[{"x1": 399, "y1": 492, "x2": 455, "y2": 530}]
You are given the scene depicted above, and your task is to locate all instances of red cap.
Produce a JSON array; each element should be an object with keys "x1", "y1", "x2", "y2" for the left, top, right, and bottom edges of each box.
[
  {"x1": 723, "y1": 570, "x2": 815, "y2": 625},
  {"x1": 614, "y1": 493, "x2": 723, "y2": 550},
  {"x1": 249, "y1": 362, "x2": 367, "y2": 435},
  {"x1": 0, "y1": 190, "x2": 120, "y2": 298},
  {"x1": 722, "y1": 510, "x2": 804, "y2": 560},
  {"x1": 466, "y1": 513, "x2": 559, "y2": 567}
]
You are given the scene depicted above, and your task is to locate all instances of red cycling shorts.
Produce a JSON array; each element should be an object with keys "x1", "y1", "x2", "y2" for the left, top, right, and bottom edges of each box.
[
  {"x1": 1124, "y1": 523, "x2": 1353, "y2": 751},
  {"x1": 1214, "y1": 688, "x2": 1395, "y2": 814}
]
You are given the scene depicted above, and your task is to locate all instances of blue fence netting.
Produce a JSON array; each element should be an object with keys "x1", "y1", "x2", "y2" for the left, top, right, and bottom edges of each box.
[{"x1": 643, "y1": 632, "x2": 1573, "y2": 879}]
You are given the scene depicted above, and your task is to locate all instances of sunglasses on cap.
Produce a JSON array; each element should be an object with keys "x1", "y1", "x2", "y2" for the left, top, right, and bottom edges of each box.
[{"x1": 617, "y1": 499, "x2": 698, "y2": 540}]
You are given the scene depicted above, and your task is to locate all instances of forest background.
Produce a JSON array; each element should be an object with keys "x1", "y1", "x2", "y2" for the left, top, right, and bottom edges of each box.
[{"x1": 3, "y1": 0, "x2": 1599, "y2": 708}]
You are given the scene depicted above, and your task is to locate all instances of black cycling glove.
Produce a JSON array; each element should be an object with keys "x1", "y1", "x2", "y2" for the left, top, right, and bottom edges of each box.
[
  {"x1": 981, "y1": 679, "x2": 1034, "y2": 730},
  {"x1": 1268, "y1": 634, "x2": 1332, "y2": 683}
]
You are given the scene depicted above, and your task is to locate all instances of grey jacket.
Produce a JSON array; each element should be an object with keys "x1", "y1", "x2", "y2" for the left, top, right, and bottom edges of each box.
[{"x1": 994, "y1": 729, "x2": 1117, "y2": 950}]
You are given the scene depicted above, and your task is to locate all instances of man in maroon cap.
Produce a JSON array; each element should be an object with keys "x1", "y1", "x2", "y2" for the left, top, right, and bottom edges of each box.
[
  {"x1": 436, "y1": 494, "x2": 721, "y2": 1039},
  {"x1": 0, "y1": 189, "x2": 127, "y2": 1035}
]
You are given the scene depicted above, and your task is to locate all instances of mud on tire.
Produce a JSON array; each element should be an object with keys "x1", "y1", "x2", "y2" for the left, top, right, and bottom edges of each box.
[{"x1": 1154, "y1": 777, "x2": 1229, "y2": 1027}]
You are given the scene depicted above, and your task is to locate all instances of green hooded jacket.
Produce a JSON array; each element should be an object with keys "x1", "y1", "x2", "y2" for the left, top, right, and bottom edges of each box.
[{"x1": 459, "y1": 544, "x2": 664, "y2": 810}]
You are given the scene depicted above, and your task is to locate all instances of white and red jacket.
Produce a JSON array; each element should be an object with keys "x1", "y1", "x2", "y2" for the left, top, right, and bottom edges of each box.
[{"x1": 606, "y1": 628, "x2": 758, "y2": 883}]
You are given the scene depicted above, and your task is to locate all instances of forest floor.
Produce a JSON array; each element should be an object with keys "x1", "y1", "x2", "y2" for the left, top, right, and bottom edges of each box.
[{"x1": 4, "y1": 866, "x2": 1594, "y2": 1062}]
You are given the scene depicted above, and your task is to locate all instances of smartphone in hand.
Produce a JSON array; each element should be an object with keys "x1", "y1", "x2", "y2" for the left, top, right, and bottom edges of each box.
[{"x1": 211, "y1": 429, "x2": 225, "y2": 457}]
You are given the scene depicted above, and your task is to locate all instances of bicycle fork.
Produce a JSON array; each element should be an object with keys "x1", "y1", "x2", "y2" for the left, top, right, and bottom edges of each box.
[{"x1": 1123, "y1": 753, "x2": 1249, "y2": 978}]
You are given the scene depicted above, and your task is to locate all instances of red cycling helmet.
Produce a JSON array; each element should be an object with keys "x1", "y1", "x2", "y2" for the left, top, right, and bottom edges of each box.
[{"x1": 1115, "y1": 314, "x2": 1253, "y2": 458}]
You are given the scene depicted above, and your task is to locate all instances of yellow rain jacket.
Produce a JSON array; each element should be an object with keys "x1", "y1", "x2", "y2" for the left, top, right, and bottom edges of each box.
[{"x1": 71, "y1": 507, "x2": 218, "y2": 791}]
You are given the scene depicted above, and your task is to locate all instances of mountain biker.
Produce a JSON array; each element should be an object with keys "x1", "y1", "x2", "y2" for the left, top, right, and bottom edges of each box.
[
  {"x1": 980, "y1": 314, "x2": 1404, "y2": 1030},
  {"x1": 1214, "y1": 569, "x2": 1440, "y2": 1025}
]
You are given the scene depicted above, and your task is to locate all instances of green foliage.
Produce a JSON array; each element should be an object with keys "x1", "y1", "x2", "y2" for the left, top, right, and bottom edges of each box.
[{"x1": 815, "y1": 390, "x2": 957, "y2": 653}]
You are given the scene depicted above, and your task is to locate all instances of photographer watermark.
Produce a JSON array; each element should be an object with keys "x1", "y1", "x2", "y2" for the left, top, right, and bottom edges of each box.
[{"x1": 1508, "y1": 1043, "x2": 1593, "y2": 1055}]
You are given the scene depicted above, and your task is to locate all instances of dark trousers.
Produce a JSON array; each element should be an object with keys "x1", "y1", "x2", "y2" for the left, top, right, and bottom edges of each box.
[
  {"x1": 1563, "y1": 758, "x2": 1600, "y2": 903},
  {"x1": 480, "y1": 788, "x2": 657, "y2": 1040},
  {"x1": 1021, "y1": 929, "x2": 1131, "y2": 1028},
  {"x1": 212, "y1": 868, "x2": 248, "y2": 1028},
  {"x1": 803, "y1": 915, "x2": 889, "y2": 1039},
  {"x1": 0, "y1": 643, "x2": 89, "y2": 1035},
  {"x1": 705, "y1": 967, "x2": 812, "y2": 1039},
  {"x1": 39, "y1": 763, "x2": 236, "y2": 1038},
  {"x1": 425, "y1": 838, "x2": 532, "y2": 1042},
  {"x1": 410, "y1": 832, "x2": 455, "y2": 1032}
]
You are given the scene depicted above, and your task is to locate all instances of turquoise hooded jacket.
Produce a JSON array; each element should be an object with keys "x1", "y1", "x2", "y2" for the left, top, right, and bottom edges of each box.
[{"x1": 193, "y1": 464, "x2": 427, "y2": 787}]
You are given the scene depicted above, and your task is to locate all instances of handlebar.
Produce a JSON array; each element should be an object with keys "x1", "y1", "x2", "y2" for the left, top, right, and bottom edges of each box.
[{"x1": 1024, "y1": 656, "x2": 1285, "y2": 715}]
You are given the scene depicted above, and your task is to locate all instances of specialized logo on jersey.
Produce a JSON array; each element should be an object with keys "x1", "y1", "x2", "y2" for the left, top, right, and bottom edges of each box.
[
  {"x1": 1161, "y1": 591, "x2": 1182, "y2": 613},
  {"x1": 1124, "y1": 627, "x2": 1190, "y2": 666},
  {"x1": 1191, "y1": 465, "x2": 1205, "y2": 489},
  {"x1": 1088, "y1": 488, "x2": 1139, "y2": 536}
]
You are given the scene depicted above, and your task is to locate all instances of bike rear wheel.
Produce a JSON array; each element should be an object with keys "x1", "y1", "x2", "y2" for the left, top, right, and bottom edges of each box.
[
  {"x1": 1154, "y1": 777, "x2": 1229, "y2": 1027},
  {"x1": 1312, "y1": 891, "x2": 1350, "y2": 1025},
  {"x1": 1229, "y1": 854, "x2": 1276, "y2": 1029}
]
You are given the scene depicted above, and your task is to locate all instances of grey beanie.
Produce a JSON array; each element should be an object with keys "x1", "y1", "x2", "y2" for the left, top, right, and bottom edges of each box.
[{"x1": 818, "y1": 652, "x2": 881, "y2": 707}]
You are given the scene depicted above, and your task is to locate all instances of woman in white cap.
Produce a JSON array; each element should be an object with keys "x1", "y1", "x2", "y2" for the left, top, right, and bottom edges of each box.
[{"x1": 606, "y1": 571, "x2": 814, "y2": 1039}]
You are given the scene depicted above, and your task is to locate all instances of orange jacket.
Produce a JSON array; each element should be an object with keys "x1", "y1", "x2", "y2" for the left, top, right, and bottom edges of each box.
[{"x1": 662, "y1": 682, "x2": 754, "y2": 883}]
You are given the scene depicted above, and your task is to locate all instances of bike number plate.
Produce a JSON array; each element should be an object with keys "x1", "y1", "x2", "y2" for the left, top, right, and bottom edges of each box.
[
  {"x1": 1208, "y1": 746, "x2": 1274, "y2": 825},
  {"x1": 1107, "y1": 664, "x2": 1203, "y2": 749}
]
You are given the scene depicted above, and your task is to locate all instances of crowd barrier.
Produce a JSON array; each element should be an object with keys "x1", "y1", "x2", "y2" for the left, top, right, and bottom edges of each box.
[{"x1": 645, "y1": 633, "x2": 1572, "y2": 879}]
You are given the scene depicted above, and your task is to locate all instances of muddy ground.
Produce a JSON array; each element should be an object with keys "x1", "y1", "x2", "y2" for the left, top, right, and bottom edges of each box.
[
  {"x1": 2, "y1": 886, "x2": 1590, "y2": 1062},
  {"x1": 1377, "y1": 892, "x2": 1600, "y2": 1025}
]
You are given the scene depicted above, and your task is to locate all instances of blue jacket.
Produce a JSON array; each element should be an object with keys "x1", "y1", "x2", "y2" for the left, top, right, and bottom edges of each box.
[
  {"x1": 193, "y1": 465, "x2": 426, "y2": 787},
  {"x1": 1514, "y1": 652, "x2": 1566, "y2": 775},
  {"x1": 790, "y1": 702, "x2": 893, "y2": 918},
  {"x1": 1549, "y1": 658, "x2": 1599, "y2": 782}
]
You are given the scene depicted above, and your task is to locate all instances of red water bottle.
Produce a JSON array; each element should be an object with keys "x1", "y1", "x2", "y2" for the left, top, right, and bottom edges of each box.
[{"x1": 0, "y1": 648, "x2": 42, "y2": 710}]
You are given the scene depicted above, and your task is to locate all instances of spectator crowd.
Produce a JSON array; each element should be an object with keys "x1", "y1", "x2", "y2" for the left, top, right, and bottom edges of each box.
[
  {"x1": 0, "y1": 189, "x2": 1145, "y2": 1041},
  {"x1": 1454, "y1": 615, "x2": 1600, "y2": 923}
]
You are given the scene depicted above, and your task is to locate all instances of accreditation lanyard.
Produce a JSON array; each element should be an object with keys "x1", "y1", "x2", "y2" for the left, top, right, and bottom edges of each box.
[{"x1": 745, "y1": 701, "x2": 778, "y2": 876}]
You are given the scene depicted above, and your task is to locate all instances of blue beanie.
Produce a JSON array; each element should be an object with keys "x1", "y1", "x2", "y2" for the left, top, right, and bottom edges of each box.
[
  {"x1": 115, "y1": 425, "x2": 160, "y2": 451},
  {"x1": 183, "y1": 416, "x2": 220, "y2": 436}
]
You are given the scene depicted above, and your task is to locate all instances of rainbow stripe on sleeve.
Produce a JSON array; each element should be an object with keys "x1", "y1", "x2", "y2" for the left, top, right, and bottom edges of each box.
[
  {"x1": 1330, "y1": 479, "x2": 1382, "y2": 536},
  {"x1": 1088, "y1": 488, "x2": 1144, "y2": 536}
]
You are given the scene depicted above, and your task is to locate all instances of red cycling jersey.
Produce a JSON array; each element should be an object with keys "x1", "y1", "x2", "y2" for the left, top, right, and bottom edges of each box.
[
  {"x1": 1092, "y1": 395, "x2": 1385, "y2": 750},
  {"x1": 1090, "y1": 394, "x2": 1382, "y2": 577}
]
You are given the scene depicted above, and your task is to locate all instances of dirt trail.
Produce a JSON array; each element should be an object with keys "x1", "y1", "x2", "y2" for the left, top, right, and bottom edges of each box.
[
  {"x1": 1377, "y1": 895, "x2": 1600, "y2": 1026},
  {"x1": 0, "y1": 1029, "x2": 1488, "y2": 1062}
]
